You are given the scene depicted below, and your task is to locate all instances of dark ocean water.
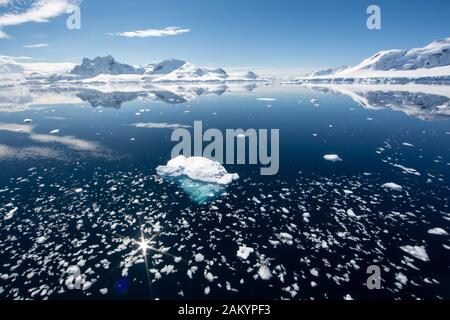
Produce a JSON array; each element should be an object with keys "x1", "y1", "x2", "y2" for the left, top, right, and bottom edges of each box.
[{"x1": 0, "y1": 84, "x2": 449, "y2": 300}]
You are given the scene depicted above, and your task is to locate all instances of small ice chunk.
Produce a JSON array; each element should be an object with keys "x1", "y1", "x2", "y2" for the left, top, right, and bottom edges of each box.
[
  {"x1": 400, "y1": 245, "x2": 429, "y2": 262},
  {"x1": 258, "y1": 266, "x2": 272, "y2": 280},
  {"x1": 50, "y1": 129, "x2": 60, "y2": 134},
  {"x1": 194, "y1": 253, "x2": 205, "y2": 262},
  {"x1": 323, "y1": 154, "x2": 342, "y2": 162},
  {"x1": 382, "y1": 183, "x2": 403, "y2": 191},
  {"x1": 279, "y1": 232, "x2": 293, "y2": 240},
  {"x1": 237, "y1": 246, "x2": 254, "y2": 260},
  {"x1": 346, "y1": 209, "x2": 356, "y2": 218},
  {"x1": 205, "y1": 272, "x2": 214, "y2": 283},
  {"x1": 4, "y1": 207, "x2": 17, "y2": 220},
  {"x1": 23, "y1": 119, "x2": 33, "y2": 123},
  {"x1": 428, "y1": 228, "x2": 448, "y2": 236}
]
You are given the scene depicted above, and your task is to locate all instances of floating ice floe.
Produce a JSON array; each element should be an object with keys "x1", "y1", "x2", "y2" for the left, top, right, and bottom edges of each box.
[
  {"x1": 50, "y1": 129, "x2": 60, "y2": 134},
  {"x1": 236, "y1": 245, "x2": 254, "y2": 260},
  {"x1": 400, "y1": 245, "x2": 430, "y2": 262},
  {"x1": 393, "y1": 164, "x2": 420, "y2": 176},
  {"x1": 428, "y1": 228, "x2": 448, "y2": 236},
  {"x1": 23, "y1": 119, "x2": 33, "y2": 123},
  {"x1": 323, "y1": 154, "x2": 342, "y2": 162},
  {"x1": 402, "y1": 143, "x2": 414, "y2": 147},
  {"x1": 346, "y1": 209, "x2": 356, "y2": 218},
  {"x1": 257, "y1": 265, "x2": 272, "y2": 280},
  {"x1": 194, "y1": 253, "x2": 205, "y2": 262},
  {"x1": 4, "y1": 207, "x2": 17, "y2": 220},
  {"x1": 382, "y1": 183, "x2": 403, "y2": 191}
]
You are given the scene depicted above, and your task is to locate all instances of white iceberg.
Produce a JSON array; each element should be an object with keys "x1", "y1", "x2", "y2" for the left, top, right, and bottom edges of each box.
[
  {"x1": 156, "y1": 156, "x2": 239, "y2": 204},
  {"x1": 156, "y1": 156, "x2": 239, "y2": 185}
]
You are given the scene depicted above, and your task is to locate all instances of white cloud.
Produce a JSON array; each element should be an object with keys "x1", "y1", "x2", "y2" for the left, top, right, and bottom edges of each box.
[
  {"x1": 24, "y1": 43, "x2": 49, "y2": 48},
  {"x1": 0, "y1": 0, "x2": 11, "y2": 7},
  {"x1": 112, "y1": 26, "x2": 190, "y2": 38},
  {"x1": 0, "y1": 29, "x2": 9, "y2": 38},
  {"x1": 0, "y1": 0, "x2": 78, "y2": 39}
]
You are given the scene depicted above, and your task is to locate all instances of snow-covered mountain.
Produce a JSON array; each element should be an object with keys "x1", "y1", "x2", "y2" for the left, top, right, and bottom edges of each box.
[
  {"x1": 58, "y1": 55, "x2": 264, "y2": 83},
  {"x1": 70, "y1": 55, "x2": 142, "y2": 78},
  {"x1": 0, "y1": 54, "x2": 264, "y2": 85},
  {"x1": 349, "y1": 38, "x2": 450, "y2": 71},
  {"x1": 154, "y1": 63, "x2": 229, "y2": 82},
  {"x1": 294, "y1": 38, "x2": 450, "y2": 84}
]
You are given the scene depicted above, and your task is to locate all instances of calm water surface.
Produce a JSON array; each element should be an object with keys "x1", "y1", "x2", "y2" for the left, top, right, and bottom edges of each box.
[{"x1": 0, "y1": 84, "x2": 449, "y2": 299}]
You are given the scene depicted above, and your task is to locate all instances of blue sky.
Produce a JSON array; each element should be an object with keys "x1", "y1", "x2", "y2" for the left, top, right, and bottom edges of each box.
[{"x1": 1, "y1": 0, "x2": 449, "y2": 75}]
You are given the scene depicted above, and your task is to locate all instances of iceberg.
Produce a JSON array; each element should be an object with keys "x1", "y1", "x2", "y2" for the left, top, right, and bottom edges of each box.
[
  {"x1": 157, "y1": 156, "x2": 239, "y2": 185},
  {"x1": 156, "y1": 156, "x2": 239, "y2": 204}
]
